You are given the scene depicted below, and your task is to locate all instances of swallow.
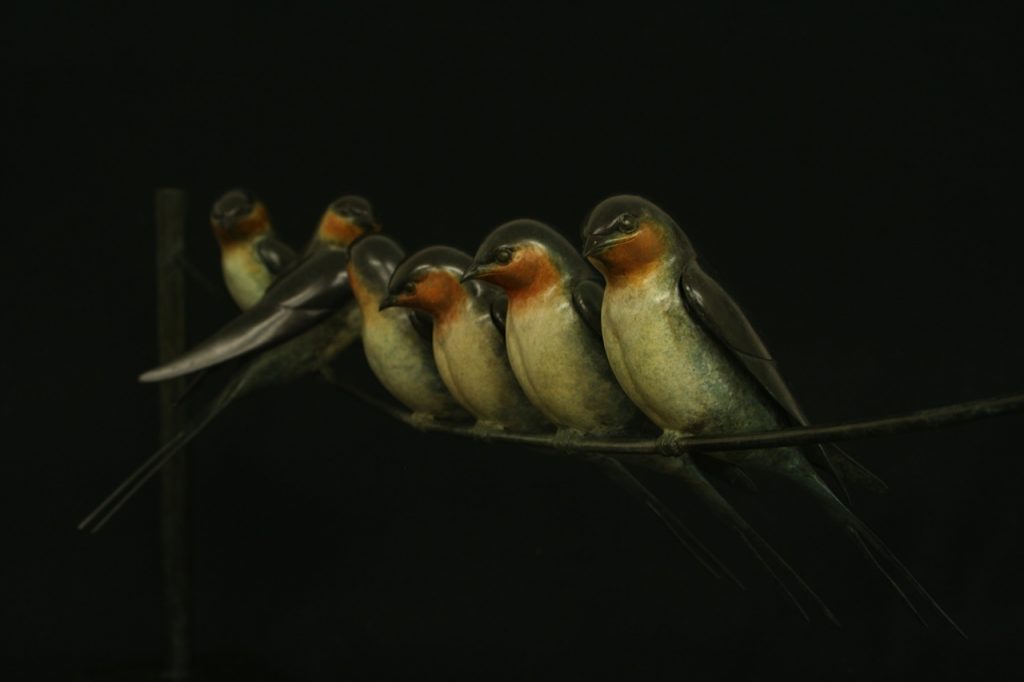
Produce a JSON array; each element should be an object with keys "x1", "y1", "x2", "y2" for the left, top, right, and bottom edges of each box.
[
  {"x1": 380, "y1": 245, "x2": 750, "y2": 582},
  {"x1": 582, "y1": 194, "x2": 961, "y2": 634},
  {"x1": 380, "y1": 246, "x2": 549, "y2": 432},
  {"x1": 464, "y1": 219, "x2": 838, "y2": 624},
  {"x1": 139, "y1": 196, "x2": 379, "y2": 383},
  {"x1": 210, "y1": 188, "x2": 298, "y2": 310},
  {"x1": 78, "y1": 200, "x2": 378, "y2": 532},
  {"x1": 347, "y1": 236, "x2": 470, "y2": 423},
  {"x1": 303, "y1": 194, "x2": 380, "y2": 254}
]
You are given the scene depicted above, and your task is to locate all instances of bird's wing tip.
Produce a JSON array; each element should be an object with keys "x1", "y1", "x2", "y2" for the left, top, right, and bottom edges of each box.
[
  {"x1": 137, "y1": 369, "x2": 161, "y2": 383},
  {"x1": 138, "y1": 366, "x2": 183, "y2": 383}
]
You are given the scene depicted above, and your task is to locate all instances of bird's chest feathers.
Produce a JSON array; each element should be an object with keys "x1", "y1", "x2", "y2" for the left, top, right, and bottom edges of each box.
[
  {"x1": 361, "y1": 305, "x2": 449, "y2": 414},
  {"x1": 359, "y1": 304, "x2": 409, "y2": 371},
  {"x1": 602, "y1": 276, "x2": 718, "y2": 429},
  {"x1": 222, "y1": 244, "x2": 272, "y2": 309},
  {"x1": 434, "y1": 307, "x2": 528, "y2": 421},
  {"x1": 351, "y1": 276, "x2": 428, "y2": 394},
  {"x1": 506, "y1": 292, "x2": 578, "y2": 388},
  {"x1": 503, "y1": 290, "x2": 627, "y2": 432},
  {"x1": 603, "y1": 277, "x2": 699, "y2": 359},
  {"x1": 434, "y1": 307, "x2": 502, "y2": 402}
]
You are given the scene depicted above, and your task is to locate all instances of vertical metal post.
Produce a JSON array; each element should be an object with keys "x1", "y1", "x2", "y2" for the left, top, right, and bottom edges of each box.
[{"x1": 155, "y1": 188, "x2": 191, "y2": 680}]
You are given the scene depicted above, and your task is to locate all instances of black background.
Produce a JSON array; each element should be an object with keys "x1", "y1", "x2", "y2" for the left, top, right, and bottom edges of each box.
[{"x1": 4, "y1": 4, "x2": 1023, "y2": 681}]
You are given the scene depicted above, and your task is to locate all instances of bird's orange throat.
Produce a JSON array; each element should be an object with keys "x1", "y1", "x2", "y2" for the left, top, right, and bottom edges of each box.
[
  {"x1": 483, "y1": 248, "x2": 562, "y2": 309},
  {"x1": 589, "y1": 221, "x2": 665, "y2": 287},
  {"x1": 213, "y1": 203, "x2": 271, "y2": 248},
  {"x1": 318, "y1": 212, "x2": 365, "y2": 247},
  {"x1": 406, "y1": 271, "x2": 467, "y2": 330}
]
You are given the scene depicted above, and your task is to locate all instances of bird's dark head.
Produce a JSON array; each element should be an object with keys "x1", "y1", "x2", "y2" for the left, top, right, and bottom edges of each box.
[
  {"x1": 462, "y1": 219, "x2": 581, "y2": 297},
  {"x1": 581, "y1": 195, "x2": 690, "y2": 280},
  {"x1": 347, "y1": 234, "x2": 406, "y2": 303},
  {"x1": 210, "y1": 188, "x2": 269, "y2": 243},
  {"x1": 380, "y1": 246, "x2": 475, "y2": 318},
  {"x1": 317, "y1": 195, "x2": 380, "y2": 247}
]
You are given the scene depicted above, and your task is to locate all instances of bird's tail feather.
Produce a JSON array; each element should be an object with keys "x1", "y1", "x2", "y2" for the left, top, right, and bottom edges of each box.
[
  {"x1": 645, "y1": 454, "x2": 840, "y2": 626},
  {"x1": 810, "y1": 444, "x2": 854, "y2": 505},
  {"x1": 846, "y1": 512, "x2": 965, "y2": 637},
  {"x1": 791, "y1": 465, "x2": 964, "y2": 637},
  {"x1": 589, "y1": 454, "x2": 744, "y2": 589},
  {"x1": 172, "y1": 368, "x2": 212, "y2": 408},
  {"x1": 823, "y1": 444, "x2": 888, "y2": 494},
  {"x1": 326, "y1": 381, "x2": 747, "y2": 590},
  {"x1": 694, "y1": 453, "x2": 758, "y2": 493},
  {"x1": 78, "y1": 373, "x2": 243, "y2": 533}
]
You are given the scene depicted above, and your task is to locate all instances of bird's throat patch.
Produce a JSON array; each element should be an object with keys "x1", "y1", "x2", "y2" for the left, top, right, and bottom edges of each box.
[
  {"x1": 319, "y1": 213, "x2": 362, "y2": 246},
  {"x1": 412, "y1": 271, "x2": 467, "y2": 329},
  {"x1": 503, "y1": 248, "x2": 562, "y2": 306},
  {"x1": 215, "y1": 203, "x2": 271, "y2": 247},
  {"x1": 594, "y1": 222, "x2": 664, "y2": 285}
]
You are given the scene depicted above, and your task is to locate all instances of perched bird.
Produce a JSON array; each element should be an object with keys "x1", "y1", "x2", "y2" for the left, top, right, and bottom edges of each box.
[
  {"x1": 462, "y1": 221, "x2": 639, "y2": 435},
  {"x1": 381, "y1": 246, "x2": 738, "y2": 580},
  {"x1": 464, "y1": 219, "x2": 837, "y2": 623},
  {"x1": 302, "y1": 194, "x2": 379, "y2": 255},
  {"x1": 210, "y1": 188, "x2": 297, "y2": 310},
  {"x1": 78, "y1": 197, "x2": 379, "y2": 532},
  {"x1": 581, "y1": 194, "x2": 960, "y2": 633},
  {"x1": 139, "y1": 195, "x2": 379, "y2": 383},
  {"x1": 380, "y1": 246, "x2": 549, "y2": 433},
  {"x1": 346, "y1": 236, "x2": 469, "y2": 423}
]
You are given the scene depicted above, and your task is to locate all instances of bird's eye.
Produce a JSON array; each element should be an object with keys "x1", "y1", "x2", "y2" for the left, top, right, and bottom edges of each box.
[
  {"x1": 494, "y1": 247, "x2": 514, "y2": 264},
  {"x1": 402, "y1": 281, "x2": 416, "y2": 295},
  {"x1": 617, "y1": 213, "x2": 638, "y2": 233}
]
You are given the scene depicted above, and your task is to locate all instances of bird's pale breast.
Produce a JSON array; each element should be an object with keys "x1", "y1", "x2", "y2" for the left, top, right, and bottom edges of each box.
[
  {"x1": 506, "y1": 291, "x2": 635, "y2": 434},
  {"x1": 223, "y1": 243, "x2": 273, "y2": 310},
  {"x1": 602, "y1": 272, "x2": 776, "y2": 435},
  {"x1": 360, "y1": 305, "x2": 457, "y2": 417},
  {"x1": 433, "y1": 301, "x2": 546, "y2": 431}
]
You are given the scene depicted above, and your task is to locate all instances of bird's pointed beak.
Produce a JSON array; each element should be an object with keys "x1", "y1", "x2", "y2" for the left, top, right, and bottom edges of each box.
[
  {"x1": 460, "y1": 263, "x2": 488, "y2": 283},
  {"x1": 583, "y1": 223, "x2": 629, "y2": 259},
  {"x1": 379, "y1": 294, "x2": 399, "y2": 311}
]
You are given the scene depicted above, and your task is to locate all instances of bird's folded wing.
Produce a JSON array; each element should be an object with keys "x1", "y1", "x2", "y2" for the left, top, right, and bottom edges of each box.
[
  {"x1": 139, "y1": 248, "x2": 352, "y2": 382},
  {"x1": 679, "y1": 260, "x2": 806, "y2": 421},
  {"x1": 485, "y1": 289, "x2": 508, "y2": 337},
  {"x1": 256, "y1": 235, "x2": 298, "y2": 276},
  {"x1": 679, "y1": 261, "x2": 886, "y2": 494},
  {"x1": 571, "y1": 278, "x2": 605, "y2": 338}
]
